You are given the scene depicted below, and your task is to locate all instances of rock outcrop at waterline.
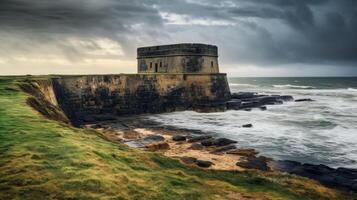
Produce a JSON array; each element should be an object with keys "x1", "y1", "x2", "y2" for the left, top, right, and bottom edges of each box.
[
  {"x1": 270, "y1": 160, "x2": 357, "y2": 192},
  {"x1": 227, "y1": 92, "x2": 294, "y2": 110}
]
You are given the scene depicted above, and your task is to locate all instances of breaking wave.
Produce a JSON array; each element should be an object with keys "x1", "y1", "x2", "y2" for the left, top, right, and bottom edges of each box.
[
  {"x1": 273, "y1": 84, "x2": 316, "y2": 89},
  {"x1": 229, "y1": 83, "x2": 257, "y2": 87},
  {"x1": 347, "y1": 88, "x2": 357, "y2": 92}
]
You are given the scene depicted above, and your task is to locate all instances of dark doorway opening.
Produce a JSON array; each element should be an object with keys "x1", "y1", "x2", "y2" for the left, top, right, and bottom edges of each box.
[{"x1": 155, "y1": 63, "x2": 158, "y2": 72}]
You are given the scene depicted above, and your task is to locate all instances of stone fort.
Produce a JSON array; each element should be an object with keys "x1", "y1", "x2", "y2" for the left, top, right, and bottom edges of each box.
[
  {"x1": 42, "y1": 43, "x2": 231, "y2": 125},
  {"x1": 137, "y1": 43, "x2": 219, "y2": 74}
]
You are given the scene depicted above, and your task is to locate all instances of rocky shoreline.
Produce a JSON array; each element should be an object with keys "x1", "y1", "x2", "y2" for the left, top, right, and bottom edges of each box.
[{"x1": 84, "y1": 92, "x2": 357, "y2": 193}]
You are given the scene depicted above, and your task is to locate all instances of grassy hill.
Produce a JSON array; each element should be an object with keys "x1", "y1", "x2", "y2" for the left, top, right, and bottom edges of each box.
[{"x1": 0, "y1": 76, "x2": 355, "y2": 200}]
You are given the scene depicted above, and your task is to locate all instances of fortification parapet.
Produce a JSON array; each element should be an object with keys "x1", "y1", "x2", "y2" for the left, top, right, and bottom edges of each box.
[{"x1": 137, "y1": 43, "x2": 219, "y2": 73}]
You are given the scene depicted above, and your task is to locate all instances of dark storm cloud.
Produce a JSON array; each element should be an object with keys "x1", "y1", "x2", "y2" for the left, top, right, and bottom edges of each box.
[
  {"x1": 0, "y1": 0, "x2": 356, "y2": 71},
  {"x1": 156, "y1": 0, "x2": 357, "y2": 66},
  {"x1": 0, "y1": 0, "x2": 161, "y2": 32},
  {"x1": 0, "y1": 0, "x2": 164, "y2": 59}
]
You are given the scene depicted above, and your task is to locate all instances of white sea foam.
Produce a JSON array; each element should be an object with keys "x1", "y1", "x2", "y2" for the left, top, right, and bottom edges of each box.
[
  {"x1": 229, "y1": 83, "x2": 257, "y2": 87},
  {"x1": 144, "y1": 78, "x2": 357, "y2": 168},
  {"x1": 273, "y1": 84, "x2": 315, "y2": 89},
  {"x1": 146, "y1": 83, "x2": 357, "y2": 168},
  {"x1": 347, "y1": 88, "x2": 357, "y2": 92}
]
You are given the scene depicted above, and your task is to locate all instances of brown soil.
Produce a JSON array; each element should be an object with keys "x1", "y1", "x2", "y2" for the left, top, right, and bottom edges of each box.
[{"x1": 91, "y1": 126, "x2": 246, "y2": 171}]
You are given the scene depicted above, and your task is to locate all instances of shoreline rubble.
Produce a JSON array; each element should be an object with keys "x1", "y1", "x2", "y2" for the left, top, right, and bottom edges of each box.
[{"x1": 83, "y1": 92, "x2": 357, "y2": 193}]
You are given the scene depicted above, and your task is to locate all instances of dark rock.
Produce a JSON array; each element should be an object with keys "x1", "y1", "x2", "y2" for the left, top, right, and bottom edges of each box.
[
  {"x1": 278, "y1": 95, "x2": 294, "y2": 102},
  {"x1": 236, "y1": 156, "x2": 269, "y2": 171},
  {"x1": 257, "y1": 96, "x2": 279, "y2": 104},
  {"x1": 187, "y1": 135, "x2": 212, "y2": 143},
  {"x1": 242, "y1": 124, "x2": 253, "y2": 128},
  {"x1": 228, "y1": 93, "x2": 295, "y2": 111},
  {"x1": 240, "y1": 101, "x2": 261, "y2": 109},
  {"x1": 336, "y1": 167, "x2": 357, "y2": 177},
  {"x1": 259, "y1": 106, "x2": 267, "y2": 111},
  {"x1": 226, "y1": 99, "x2": 242, "y2": 109},
  {"x1": 226, "y1": 148, "x2": 259, "y2": 157},
  {"x1": 244, "y1": 108, "x2": 252, "y2": 111},
  {"x1": 213, "y1": 138, "x2": 237, "y2": 146},
  {"x1": 93, "y1": 114, "x2": 117, "y2": 121},
  {"x1": 270, "y1": 160, "x2": 301, "y2": 173},
  {"x1": 270, "y1": 160, "x2": 357, "y2": 192},
  {"x1": 172, "y1": 135, "x2": 187, "y2": 141},
  {"x1": 196, "y1": 160, "x2": 213, "y2": 168},
  {"x1": 180, "y1": 157, "x2": 197, "y2": 165},
  {"x1": 190, "y1": 143, "x2": 204, "y2": 150},
  {"x1": 200, "y1": 138, "x2": 237, "y2": 147},
  {"x1": 275, "y1": 100, "x2": 284, "y2": 105},
  {"x1": 210, "y1": 144, "x2": 237, "y2": 153},
  {"x1": 231, "y1": 92, "x2": 257, "y2": 100},
  {"x1": 295, "y1": 98, "x2": 314, "y2": 102},
  {"x1": 201, "y1": 139, "x2": 215, "y2": 146},
  {"x1": 83, "y1": 116, "x2": 96, "y2": 123}
]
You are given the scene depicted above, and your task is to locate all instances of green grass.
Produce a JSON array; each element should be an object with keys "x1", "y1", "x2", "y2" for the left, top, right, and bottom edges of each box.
[{"x1": 0, "y1": 77, "x2": 355, "y2": 200}]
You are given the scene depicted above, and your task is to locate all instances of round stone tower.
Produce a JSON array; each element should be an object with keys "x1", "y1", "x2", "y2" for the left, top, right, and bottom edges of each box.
[{"x1": 137, "y1": 43, "x2": 219, "y2": 73}]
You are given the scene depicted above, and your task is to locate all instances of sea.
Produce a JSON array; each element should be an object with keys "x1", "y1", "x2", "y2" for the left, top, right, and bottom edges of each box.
[{"x1": 145, "y1": 77, "x2": 357, "y2": 168}]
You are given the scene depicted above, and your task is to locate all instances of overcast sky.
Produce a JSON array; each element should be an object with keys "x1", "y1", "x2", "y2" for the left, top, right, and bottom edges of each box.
[{"x1": 0, "y1": 0, "x2": 356, "y2": 76}]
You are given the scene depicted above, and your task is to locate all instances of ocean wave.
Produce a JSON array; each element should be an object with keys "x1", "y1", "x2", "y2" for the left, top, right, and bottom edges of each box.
[
  {"x1": 229, "y1": 83, "x2": 257, "y2": 87},
  {"x1": 273, "y1": 84, "x2": 315, "y2": 89},
  {"x1": 347, "y1": 88, "x2": 357, "y2": 92}
]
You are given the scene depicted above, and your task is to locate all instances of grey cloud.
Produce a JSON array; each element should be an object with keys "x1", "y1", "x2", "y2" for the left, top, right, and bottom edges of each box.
[
  {"x1": 0, "y1": 0, "x2": 164, "y2": 59},
  {"x1": 0, "y1": 0, "x2": 356, "y2": 74}
]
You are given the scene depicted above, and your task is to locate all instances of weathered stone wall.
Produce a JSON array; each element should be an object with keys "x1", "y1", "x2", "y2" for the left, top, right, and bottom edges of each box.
[
  {"x1": 138, "y1": 56, "x2": 219, "y2": 73},
  {"x1": 137, "y1": 44, "x2": 219, "y2": 74},
  {"x1": 51, "y1": 74, "x2": 230, "y2": 125}
]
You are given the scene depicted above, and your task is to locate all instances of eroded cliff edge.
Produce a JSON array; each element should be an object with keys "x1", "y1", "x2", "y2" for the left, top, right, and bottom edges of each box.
[{"x1": 30, "y1": 74, "x2": 230, "y2": 125}]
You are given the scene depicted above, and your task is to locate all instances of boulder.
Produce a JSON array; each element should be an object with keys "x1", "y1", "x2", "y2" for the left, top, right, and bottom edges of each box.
[
  {"x1": 201, "y1": 139, "x2": 215, "y2": 146},
  {"x1": 226, "y1": 148, "x2": 259, "y2": 157},
  {"x1": 190, "y1": 143, "x2": 204, "y2": 150},
  {"x1": 196, "y1": 160, "x2": 214, "y2": 168},
  {"x1": 269, "y1": 160, "x2": 301, "y2": 172},
  {"x1": 187, "y1": 135, "x2": 212, "y2": 143},
  {"x1": 213, "y1": 138, "x2": 237, "y2": 146},
  {"x1": 145, "y1": 142, "x2": 170, "y2": 151},
  {"x1": 242, "y1": 124, "x2": 253, "y2": 128},
  {"x1": 236, "y1": 156, "x2": 269, "y2": 171},
  {"x1": 172, "y1": 135, "x2": 187, "y2": 141}
]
